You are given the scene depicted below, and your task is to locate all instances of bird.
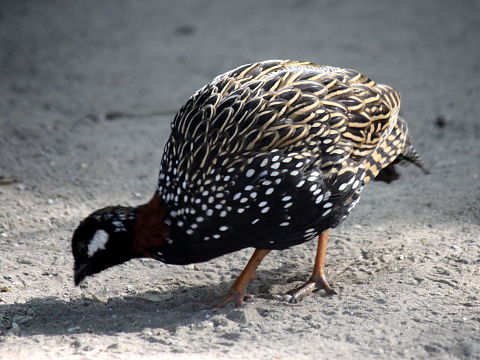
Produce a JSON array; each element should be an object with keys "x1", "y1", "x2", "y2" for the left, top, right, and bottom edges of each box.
[{"x1": 72, "y1": 60, "x2": 427, "y2": 306}]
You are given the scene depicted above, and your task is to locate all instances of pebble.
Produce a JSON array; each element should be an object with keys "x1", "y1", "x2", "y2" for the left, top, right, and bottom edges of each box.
[
  {"x1": 9, "y1": 322, "x2": 20, "y2": 335},
  {"x1": 67, "y1": 326, "x2": 81, "y2": 333},
  {"x1": 379, "y1": 254, "x2": 394, "y2": 263},
  {"x1": 184, "y1": 264, "x2": 200, "y2": 271},
  {"x1": 17, "y1": 257, "x2": 36, "y2": 266},
  {"x1": 16, "y1": 184, "x2": 26, "y2": 191},
  {"x1": 435, "y1": 115, "x2": 448, "y2": 128}
]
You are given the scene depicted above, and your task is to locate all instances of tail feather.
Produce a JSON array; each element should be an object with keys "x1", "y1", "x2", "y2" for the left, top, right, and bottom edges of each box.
[
  {"x1": 396, "y1": 132, "x2": 430, "y2": 174},
  {"x1": 374, "y1": 117, "x2": 429, "y2": 183}
]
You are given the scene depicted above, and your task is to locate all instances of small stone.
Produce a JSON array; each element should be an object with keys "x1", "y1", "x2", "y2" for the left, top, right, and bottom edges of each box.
[
  {"x1": 67, "y1": 326, "x2": 81, "y2": 332},
  {"x1": 435, "y1": 115, "x2": 448, "y2": 128},
  {"x1": 9, "y1": 322, "x2": 20, "y2": 334},
  {"x1": 17, "y1": 257, "x2": 35, "y2": 266},
  {"x1": 379, "y1": 254, "x2": 394, "y2": 263}
]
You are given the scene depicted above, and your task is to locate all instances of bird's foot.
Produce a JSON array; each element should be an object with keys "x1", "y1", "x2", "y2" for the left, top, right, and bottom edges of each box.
[
  {"x1": 204, "y1": 249, "x2": 271, "y2": 308},
  {"x1": 207, "y1": 289, "x2": 254, "y2": 308},
  {"x1": 285, "y1": 275, "x2": 336, "y2": 304}
]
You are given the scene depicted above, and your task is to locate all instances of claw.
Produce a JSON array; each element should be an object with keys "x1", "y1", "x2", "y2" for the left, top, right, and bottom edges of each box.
[
  {"x1": 285, "y1": 229, "x2": 336, "y2": 303},
  {"x1": 208, "y1": 290, "x2": 254, "y2": 308},
  {"x1": 204, "y1": 249, "x2": 271, "y2": 308}
]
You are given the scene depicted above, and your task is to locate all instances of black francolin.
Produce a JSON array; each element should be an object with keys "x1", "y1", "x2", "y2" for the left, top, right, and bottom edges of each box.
[{"x1": 72, "y1": 60, "x2": 427, "y2": 306}]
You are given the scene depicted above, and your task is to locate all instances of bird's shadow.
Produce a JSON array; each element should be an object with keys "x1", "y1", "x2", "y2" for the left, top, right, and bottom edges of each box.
[
  {"x1": 0, "y1": 281, "x2": 232, "y2": 337},
  {"x1": 0, "y1": 267, "x2": 308, "y2": 337}
]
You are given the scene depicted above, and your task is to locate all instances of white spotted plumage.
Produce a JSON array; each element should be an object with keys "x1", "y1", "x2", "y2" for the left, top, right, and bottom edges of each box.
[{"x1": 150, "y1": 60, "x2": 426, "y2": 264}]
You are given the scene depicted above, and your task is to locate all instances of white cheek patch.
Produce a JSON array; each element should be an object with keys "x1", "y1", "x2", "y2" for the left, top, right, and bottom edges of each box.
[{"x1": 87, "y1": 229, "x2": 109, "y2": 257}]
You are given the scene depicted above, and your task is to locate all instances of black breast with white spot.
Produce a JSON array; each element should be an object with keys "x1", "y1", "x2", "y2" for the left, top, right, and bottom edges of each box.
[{"x1": 155, "y1": 60, "x2": 399, "y2": 264}]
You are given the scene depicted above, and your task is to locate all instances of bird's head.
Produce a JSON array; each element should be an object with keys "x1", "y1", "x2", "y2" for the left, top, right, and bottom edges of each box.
[{"x1": 71, "y1": 205, "x2": 139, "y2": 286}]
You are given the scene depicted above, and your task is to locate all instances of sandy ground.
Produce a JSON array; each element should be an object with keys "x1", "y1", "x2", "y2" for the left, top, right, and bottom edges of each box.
[{"x1": 1, "y1": 1, "x2": 480, "y2": 359}]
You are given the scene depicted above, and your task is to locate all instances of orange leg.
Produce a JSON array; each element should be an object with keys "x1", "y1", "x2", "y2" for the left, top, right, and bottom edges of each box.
[
  {"x1": 287, "y1": 229, "x2": 336, "y2": 303},
  {"x1": 210, "y1": 248, "x2": 271, "y2": 308}
]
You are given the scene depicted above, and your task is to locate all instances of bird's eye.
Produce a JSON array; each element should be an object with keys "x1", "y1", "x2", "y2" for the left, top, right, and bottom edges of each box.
[{"x1": 74, "y1": 241, "x2": 88, "y2": 259}]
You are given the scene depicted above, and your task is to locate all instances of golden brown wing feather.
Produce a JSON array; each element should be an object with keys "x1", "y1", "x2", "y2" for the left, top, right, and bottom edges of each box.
[{"x1": 163, "y1": 60, "x2": 413, "y2": 190}]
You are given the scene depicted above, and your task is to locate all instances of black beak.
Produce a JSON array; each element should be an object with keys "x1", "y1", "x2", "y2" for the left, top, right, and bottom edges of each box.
[{"x1": 73, "y1": 262, "x2": 90, "y2": 286}]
